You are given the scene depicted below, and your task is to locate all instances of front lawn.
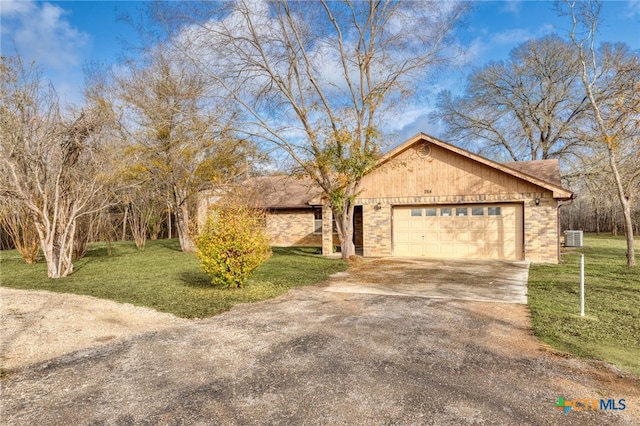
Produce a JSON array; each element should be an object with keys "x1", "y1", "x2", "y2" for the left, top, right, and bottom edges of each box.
[
  {"x1": 0, "y1": 240, "x2": 347, "y2": 318},
  {"x1": 528, "y1": 234, "x2": 639, "y2": 376}
]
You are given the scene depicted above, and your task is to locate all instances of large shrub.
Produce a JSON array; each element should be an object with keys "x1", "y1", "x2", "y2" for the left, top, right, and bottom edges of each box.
[{"x1": 196, "y1": 205, "x2": 271, "y2": 288}]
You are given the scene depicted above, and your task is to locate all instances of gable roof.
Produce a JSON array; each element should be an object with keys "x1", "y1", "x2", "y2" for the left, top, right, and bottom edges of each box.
[
  {"x1": 242, "y1": 175, "x2": 321, "y2": 209},
  {"x1": 244, "y1": 133, "x2": 573, "y2": 208},
  {"x1": 502, "y1": 159, "x2": 562, "y2": 187},
  {"x1": 382, "y1": 133, "x2": 572, "y2": 199}
]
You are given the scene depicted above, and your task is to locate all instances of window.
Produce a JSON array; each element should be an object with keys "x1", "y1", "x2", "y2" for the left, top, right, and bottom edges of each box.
[
  {"x1": 314, "y1": 210, "x2": 322, "y2": 233},
  {"x1": 440, "y1": 207, "x2": 452, "y2": 217},
  {"x1": 472, "y1": 207, "x2": 484, "y2": 216},
  {"x1": 411, "y1": 208, "x2": 422, "y2": 217},
  {"x1": 488, "y1": 207, "x2": 501, "y2": 216},
  {"x1": 456, "y1": 208, "x2": 468, "y2": 216},
  {"x1": 314, "y1": 210, "x2": 338, "y2": 233},
  {"x1": 425, "y1": 208, "x2": 437, "y2": 216}
]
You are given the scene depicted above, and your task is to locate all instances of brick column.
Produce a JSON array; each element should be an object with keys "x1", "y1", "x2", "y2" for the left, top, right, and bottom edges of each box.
[
  {"x1": 362, "y1": 203, "x2": 392, "y2": 257},
  {"x1": 524, "y1": 197, "x2": 559, "y2": 263},
  {"x1": 322, "y1": 202, "x2": 333, "y2": 255}
]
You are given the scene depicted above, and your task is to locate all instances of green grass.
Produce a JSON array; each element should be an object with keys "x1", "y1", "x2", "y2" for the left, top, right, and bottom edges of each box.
[
  {"x1": 0, "y1": 240, "x2": 347, "y2": 319},
  {"x1": 528, "y1": 234, "x2": 639, "y2": 376}
]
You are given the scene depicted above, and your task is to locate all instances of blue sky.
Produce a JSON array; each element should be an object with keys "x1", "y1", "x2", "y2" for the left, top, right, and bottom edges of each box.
[{"x1": 2, "y1": 0, "x2": 639, "y2": 140}]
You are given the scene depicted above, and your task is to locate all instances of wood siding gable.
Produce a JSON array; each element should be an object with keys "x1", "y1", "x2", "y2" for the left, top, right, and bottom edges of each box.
[{"x1": 359, "y1": 134, "x2": 572, "y2": 201}]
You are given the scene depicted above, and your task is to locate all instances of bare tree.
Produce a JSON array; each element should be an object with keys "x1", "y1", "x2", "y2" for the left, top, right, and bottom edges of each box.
[
  {"x1": 0, "y1": 56, "x2": 116, "y2": 277},
  {"x1": 563, "y1": 0, "x2": 639, "y2": 266},
  {"x1": 152, "y1": 0, "x2": 468, "y2": 258},
  {"x1": 114, "y1": 47, "x2": 253, "y2": 252},
  {"x1": 433, "y1": 35, "x2": 590, "y2": 162},
  {"x1": 0, "y1": 199, "x2": 40, "y2": 263}
]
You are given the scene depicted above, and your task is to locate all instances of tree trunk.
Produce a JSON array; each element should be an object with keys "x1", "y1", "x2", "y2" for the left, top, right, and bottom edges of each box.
[
  {"x1": 121, "y1": 204, "x2": 128, "y2": 241},
  {"x1": 607, "y1": 153, "x2": 636, "y2": 265},
  {"x1": 167, "y1": 204, "x2": 172, "y2": 240},
  {"x1": 175, "y1": 202, "x2": 195, "y2": 253},
  {"x1": 38, "y1": 220, "x2": 75, "y2": 278},
  {"x1": 335, "y1": 204, "x2": 356, "y2": 260},
  {"x1": 576, "y1": 50, "x2": 635, "y2": 266}
]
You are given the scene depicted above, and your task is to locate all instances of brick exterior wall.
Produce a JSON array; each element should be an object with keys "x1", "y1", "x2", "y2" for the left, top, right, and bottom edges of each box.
[
  {"x1": 322, "y1": 203, "x2": 333, "y2": 254},
  {"x1": 266, "y1": 209, "x2": 321, "y2": 247},
  {"x1": 362, "y1": 203, "x2": 392, "y2": 257},
  {"x1": 523, "y1": 198, "x2": 559, "y2": 263}
]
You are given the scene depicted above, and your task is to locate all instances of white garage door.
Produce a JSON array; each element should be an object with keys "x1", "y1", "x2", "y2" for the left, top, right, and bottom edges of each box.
[{"x1": 393, "y1": 204, "x2": 523, "y2": 260}]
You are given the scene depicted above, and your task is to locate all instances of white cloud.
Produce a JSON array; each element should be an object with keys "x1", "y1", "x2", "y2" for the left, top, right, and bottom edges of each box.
[
  {"x1": 463, "y1": 23, "x2": 557, "y2": 63},
  {"x1": 500, "y1": 1, "x2": 522, "y2": 15},
  {"x1": 0, "y1": 0, "x2": 33, "y2": 16},
  {"x1": 626, "y1": 0, "x2": 640, "y2": 18},
  {"x1": 1, "y1": 0, "x2": 89, "y2": 69},
  {"x1": 491, "y1": 28, "x2": 532, "y2": 46}
]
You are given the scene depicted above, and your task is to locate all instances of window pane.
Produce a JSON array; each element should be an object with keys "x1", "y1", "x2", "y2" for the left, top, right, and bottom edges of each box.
[
  {"x1": 314, "y1": 210, "x2": 322, "y2": 233},
  {"x1": 488, "y1": 207, "x2": 501, "y2": 216},
  {"x1": 456, "y1": 208, "x2": 468, "y2": 216},
  {"x1": 440, "y1": 207, "x2": 452, "y2": 217},
  {"x1": 411, "y1": 208, "x2": 422, "y2": 217},
  {"x1": 472, "y1": 207, "x2": 484, "y2": 216},
  {"x1": 425, "y1": 208, "x2": 437, "y2": 216}
]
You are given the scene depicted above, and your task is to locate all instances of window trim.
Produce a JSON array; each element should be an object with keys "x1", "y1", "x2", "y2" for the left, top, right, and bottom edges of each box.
[
  {"x1": 488, "y1": 206, "x2": 502, "y2": 216},
  {"x1": 313, "y1": 210, "x2": 322, "y2": 234},
  {"x1": 471, "y1": 207, "x2": 484, "y2": 216},
  {"x1": 313, "y1": 210, "x2": 339, "y2": 234}
]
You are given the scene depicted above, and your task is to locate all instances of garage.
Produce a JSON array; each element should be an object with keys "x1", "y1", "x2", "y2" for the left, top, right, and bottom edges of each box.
[{"x1": 393, "y1": 204, "x2": 524, "y2": 260}]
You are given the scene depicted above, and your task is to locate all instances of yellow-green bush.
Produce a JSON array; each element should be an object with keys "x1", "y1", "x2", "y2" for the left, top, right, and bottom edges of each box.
[{"x1": 196, "y1": 205, "x2": 271, "y2": 288}]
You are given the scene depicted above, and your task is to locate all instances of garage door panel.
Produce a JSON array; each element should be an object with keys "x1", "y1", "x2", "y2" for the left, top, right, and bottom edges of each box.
[
  {"x1": 468, "y1": 245, "x2": 483, "y2": 257},
  {"x1": 470, "y1": 220, "x2": 485, "y2": 230},
  {"x1": 394, "y1": 243, "x2": 411, "y2": 256},
  {"x1": 455, "y1": 231, "x2": 471, "y2": 243},
  {"x1": 395, "y1": 219, "x2": 411, "y2": 230},
  {"x1": 438, "y1": 245, "x2": 454, "y2": 256},
  {"x1": 453, "y1": 245, "x2": 470, "y2": 256},
  {"x1": 410, "y1": 233, "x2": 424, "y2": 243},
  {"x1": 470, "y1": 231, "x2": 486, "y2": 241},
  {"x1": 439, "y1": 233, "x2": 454, "y2": 242},
  {"x1": 424, "y1": 231, "x2": 439, "y2": 240},
  {"x1": 485, "y1": 232, "x2": 502, "y2": 243},
  {"x1": 393, "y1": 204, "x2": 523, "y2": 260},
  {"x1": 424, "y1": 246, "x2": 439, "y2": 256}
]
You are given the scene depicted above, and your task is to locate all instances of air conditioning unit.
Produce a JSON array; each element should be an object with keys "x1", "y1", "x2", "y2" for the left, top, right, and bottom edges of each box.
[{"x1": 564, "y1": 230, "x2": 583, "y2": 247}]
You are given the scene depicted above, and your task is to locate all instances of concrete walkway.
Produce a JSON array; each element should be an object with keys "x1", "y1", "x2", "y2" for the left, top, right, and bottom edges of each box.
[{"x1": 324, "y1": 258, "x2": 530, "y2": 303}]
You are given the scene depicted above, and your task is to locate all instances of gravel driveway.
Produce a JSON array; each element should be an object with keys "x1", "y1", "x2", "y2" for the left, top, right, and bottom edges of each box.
[{"x1": 1, "y1": 261, "x2": 639, "y2": 425}]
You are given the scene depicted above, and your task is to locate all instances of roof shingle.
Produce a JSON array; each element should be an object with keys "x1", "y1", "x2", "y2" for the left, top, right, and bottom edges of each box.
[{"x1": 501, "y1": 159, "x2": 563, "y2": 187}]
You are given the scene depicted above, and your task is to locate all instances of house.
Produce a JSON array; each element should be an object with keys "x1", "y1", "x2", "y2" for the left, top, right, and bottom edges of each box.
[{"x1": 199, "y1": 133, "x2": 574, "y2": 263}]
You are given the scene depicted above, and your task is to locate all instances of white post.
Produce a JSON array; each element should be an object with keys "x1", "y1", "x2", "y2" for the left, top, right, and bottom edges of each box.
[{"x1": 580, "y1": 254, "x2": 585, "y2": 317}]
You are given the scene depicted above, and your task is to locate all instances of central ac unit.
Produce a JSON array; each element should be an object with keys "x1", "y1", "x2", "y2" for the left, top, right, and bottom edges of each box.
[{"x1": 564, "y1": 230, "x2": 583, "y2": 247}]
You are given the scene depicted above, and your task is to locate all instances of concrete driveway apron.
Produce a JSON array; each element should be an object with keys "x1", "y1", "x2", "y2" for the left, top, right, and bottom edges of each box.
[{"x1": 324, "y1": 258, "x2": 530, "y2": 303}]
